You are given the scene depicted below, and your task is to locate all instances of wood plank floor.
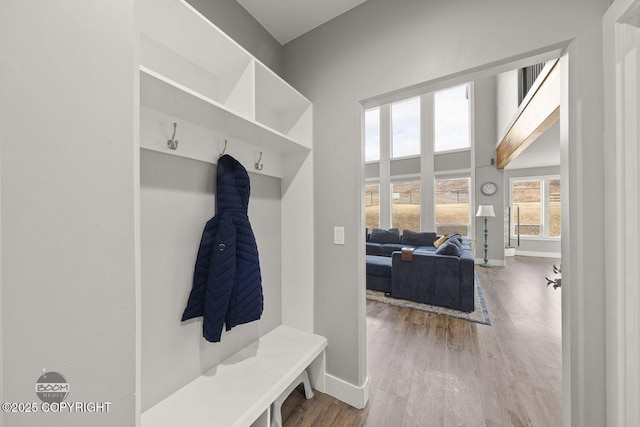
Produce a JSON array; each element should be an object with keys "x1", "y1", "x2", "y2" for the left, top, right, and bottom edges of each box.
[{"x1": 282, "y1": 256, "x2": 562, "y2": 427}]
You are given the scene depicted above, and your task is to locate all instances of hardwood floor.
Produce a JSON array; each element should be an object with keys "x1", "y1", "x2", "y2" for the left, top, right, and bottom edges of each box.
[{"x1": 282, "y1": 256, "x2": 562, "y2": 427}]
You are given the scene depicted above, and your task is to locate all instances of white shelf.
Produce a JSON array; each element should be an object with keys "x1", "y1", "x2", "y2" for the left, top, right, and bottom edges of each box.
[
  {"x1": 140, "y1": 34, "x2": 254, "y2": 118},
  {"x1": 140, "y1": 67, "x2": 309, "y2": 155},
  {"x1": 255, "y1": 63, "x2": 312, "y2": 149},
  {"x1": 138, "y1": 0, "x2": 312, "y2": 157}
]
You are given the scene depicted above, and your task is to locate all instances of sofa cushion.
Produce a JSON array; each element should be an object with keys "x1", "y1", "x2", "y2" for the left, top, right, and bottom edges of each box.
[
  {"x1": 381, "y1": 243, "x2": 406, "y2": 257},
  {"x1": 433, "y1": 235, "x2": 448, "y2": 248},
  {"x1": 435, "y1": 240, "x2": 461, "y2": 256},
  {"x1": 402, "y1": 230, "x2": 437, "y2": 247},
  {"x1": 369, "y1": 228, "x2": 401, "y2": 244},
  {"x1": 366, "y1": 255, "x2": 393, "y2": 277},
  {"x1": 366, "y1": 242, "x2": 382, "y2": 256}
]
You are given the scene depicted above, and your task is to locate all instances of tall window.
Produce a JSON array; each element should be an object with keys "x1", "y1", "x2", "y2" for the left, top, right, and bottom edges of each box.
[
  {"x1": 511, "y1": 177, "x2": 560, "y2": 238},
  {"x1": 435, "y1": 177, "x2": 470, "y2": 236},
  {"x1": 434, "y1": 84, "x2": 470, "y2": 152},
  {"x1": 364, "y1": 107, "x2": 380, "y2": 162},
  {"x1": 548, "y1": 178, "x2": 561, "y2": 237},
  {"x1": 392, "y1": 181, "x2": 421, "y2": 231},
  {"x1": 364, "y1": 183, "x2": 380, "y2": 230},
  {"x1": 391, "y1": 98, "x2": 420, "y2": 158}
]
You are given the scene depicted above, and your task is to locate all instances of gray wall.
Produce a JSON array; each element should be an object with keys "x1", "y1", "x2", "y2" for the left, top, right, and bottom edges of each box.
[
  {"x1": 1, "y1": 1, "x2": 136, "y2": 425},
  {"x1": 283, "y1": 0, "x2": 608, "y2": 424},
  {"x1": 474, "y1": 76, "x2": 505, "y2": 264},
  {"x1": 187, "y1": 0, "x2": 283, "y2": 76}
]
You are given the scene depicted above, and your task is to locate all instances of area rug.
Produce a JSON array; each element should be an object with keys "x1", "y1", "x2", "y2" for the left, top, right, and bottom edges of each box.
[{"x1": 366, "y1": 272, "x2": 491, "y2": 325}]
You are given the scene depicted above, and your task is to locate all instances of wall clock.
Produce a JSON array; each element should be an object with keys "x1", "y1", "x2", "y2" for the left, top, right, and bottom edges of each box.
[{"x1": 481, "y1": 182, "x2": 498, "y2": 196}]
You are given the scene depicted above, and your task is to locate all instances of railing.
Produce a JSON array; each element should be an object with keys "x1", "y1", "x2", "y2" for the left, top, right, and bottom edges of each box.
[{"x1": 518, "y1": 62, "x2": 546, "y2": 105}]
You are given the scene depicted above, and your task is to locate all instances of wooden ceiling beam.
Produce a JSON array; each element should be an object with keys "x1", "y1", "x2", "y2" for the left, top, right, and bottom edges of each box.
[{"x1": 496, "y1": 59, "x2": 560, "y2": 169}]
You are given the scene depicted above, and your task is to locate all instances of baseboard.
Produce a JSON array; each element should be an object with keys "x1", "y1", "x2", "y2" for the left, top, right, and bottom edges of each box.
[
  {"x1": 515, "y1": 250, "x2": 561, "y2": 258},
  {"x1": 324, "y1": 373, "x2": 370, "y2": 409}
]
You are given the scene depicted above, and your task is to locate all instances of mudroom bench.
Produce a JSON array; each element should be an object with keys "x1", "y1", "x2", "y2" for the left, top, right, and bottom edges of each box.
[{"x1": 142, "y1": 325, "x2": 327, "y2": 427}]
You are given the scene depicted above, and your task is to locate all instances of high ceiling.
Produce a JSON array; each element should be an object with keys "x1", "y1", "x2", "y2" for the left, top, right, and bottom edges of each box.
[{"x1": 236, "y1": 0, "x2": 370, "y2": 44}]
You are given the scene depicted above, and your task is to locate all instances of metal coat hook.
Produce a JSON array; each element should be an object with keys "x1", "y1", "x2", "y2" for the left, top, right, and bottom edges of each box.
[
  {"x1": 255, "y1": 151, "x2": 264, "y2": 171},
  {"x1": 220, "y1": 139, "x2": 227, "y2": 157},
  {"x1": 167, "y1": 122, "x2": 179, "y2": 150}
]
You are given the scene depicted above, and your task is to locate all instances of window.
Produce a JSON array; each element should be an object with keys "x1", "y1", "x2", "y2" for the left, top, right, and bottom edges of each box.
[
  {"x1": 391, "y1": 98, "x2": 420, "y2": 158},
  {"x1": 434, "y1": 84, "x2": 470, "y2": 152},
  {"x1": 548, "y1": 178, "x2": 561, "y2": 237},
  {"x1": 365, "y1": 183, "x2": 380, "y2": 230},
  {"x1": 365, "y1": 108, "x2": 380, "y2": 162},
  {"x1": 512, "y1": 180, "x2": 541, "y2": 236},
  {"x1": 392, "y1": 181, "x2": 420, "y2": 232},
  {"x1": 435, "y1": 177, "x2": 470, "y2": 236},
  {"x1": 511, "y1": 177, "x2": 560, "y2": 238}
]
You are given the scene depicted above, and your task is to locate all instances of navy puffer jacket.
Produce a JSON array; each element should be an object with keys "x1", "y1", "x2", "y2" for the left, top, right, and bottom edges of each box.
[{"x1": 181, "y1": 154, "x2": 263, "y2": 342}]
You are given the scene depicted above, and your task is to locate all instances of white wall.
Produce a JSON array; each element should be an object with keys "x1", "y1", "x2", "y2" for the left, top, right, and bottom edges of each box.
[
  {"x1": 283, "y1": 0, "x2": 609, "y2": 423},
  {"x1": 496, "y1": 69, "x2": 520, "y2": 140},
  {"x1": 0, "y1": 1, "x2": 136, "y2": 426},
  {"x1": 186, "y1": 0, "x2": 283, "y2": 76}
]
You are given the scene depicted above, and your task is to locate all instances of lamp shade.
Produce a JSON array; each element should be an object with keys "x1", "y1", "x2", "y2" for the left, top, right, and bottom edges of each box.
[{"x1": 476, "y1": 205, "x2": 496, "y2": 217}]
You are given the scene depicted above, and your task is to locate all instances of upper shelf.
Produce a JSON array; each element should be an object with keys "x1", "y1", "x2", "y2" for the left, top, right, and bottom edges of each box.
[
  {"x1": 140, "y1": 67, "x2": 309, "y2": 155},
  {"x1": 138, "y1": 0, "x2": 312, "y2": 153}
]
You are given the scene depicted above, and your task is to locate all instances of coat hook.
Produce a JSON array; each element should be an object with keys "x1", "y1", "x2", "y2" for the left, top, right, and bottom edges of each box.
[
  {"x1": 167, "y1": 122, "x2": 179, "y2": 150},
  {"x1": 220, "y1": 139, "x2": 227, "y2": 157},
  {"x1": 255, "y1": 151, "x2": 264, "y2": 171}
]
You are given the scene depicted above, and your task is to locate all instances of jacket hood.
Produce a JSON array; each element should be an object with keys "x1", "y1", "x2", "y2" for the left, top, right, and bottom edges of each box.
[{"x1": 216, "y1": 154, "x2": 250, "y2": 213}]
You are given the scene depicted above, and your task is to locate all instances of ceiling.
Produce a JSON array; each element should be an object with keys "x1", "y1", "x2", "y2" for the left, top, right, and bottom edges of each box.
[{"x1": 236, "y1": 0, "x2": 370, "y2": 44}]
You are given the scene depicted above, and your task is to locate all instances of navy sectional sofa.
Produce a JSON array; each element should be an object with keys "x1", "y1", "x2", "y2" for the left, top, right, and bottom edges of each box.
[{"x1": 365, "y1": 228, "x2": 475, "y2": 312}]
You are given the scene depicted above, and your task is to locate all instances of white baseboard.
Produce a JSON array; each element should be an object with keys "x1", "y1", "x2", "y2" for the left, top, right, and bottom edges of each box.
[
  {"x1": 324, "y1": 373, "x2": 370, "y2": 409},
  {"x1": 515, "y1": 250, "x2": 561, "y2": 258}
]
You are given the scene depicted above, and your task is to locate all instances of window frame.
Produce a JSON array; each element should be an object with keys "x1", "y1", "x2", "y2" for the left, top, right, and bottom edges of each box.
[
  {"x1": 433, "y1": 83, "x2": 472, "y2": 153},
  {"x1": 390, "y1": 97, "x2": 421, "y2": 159},
  {"x1": 364, "y1": 180, "x2": 381, "y2": 230},
  {"x1": 364, "y1": 107, "x2": 381, "y2": 163},
  {"x1": 390, "y1": 176, "x2": 422, "y2": 232},
  {"x1": 433, "y1": 173, "x2": 472, "y2": 237},
  {"x1": 509, "y1": 175, "x2": 561, "y2": 240}
]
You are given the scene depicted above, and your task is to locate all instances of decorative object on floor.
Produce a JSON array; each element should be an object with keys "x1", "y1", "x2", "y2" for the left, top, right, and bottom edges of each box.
[
  {"x1": 476, "y1": 204, "x2": 496, "y2": 267},
  {"x1": 546, "y1": 264, "x2": 562, "y2": 289},
  {"x1": 366, "y1": 273, "x2": 491, "y2": 325}
]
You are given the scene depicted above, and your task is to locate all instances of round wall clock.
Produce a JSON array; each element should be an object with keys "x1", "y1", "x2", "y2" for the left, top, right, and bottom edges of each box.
[{"x1": 481, "y1": 182, "x2": 498, "y2": 196}]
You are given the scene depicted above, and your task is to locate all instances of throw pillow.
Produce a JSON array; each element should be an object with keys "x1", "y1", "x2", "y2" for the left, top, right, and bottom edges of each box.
[
  {"x1": 448, "y1": 232, "x2": 463, "y2": 242},
  {"x1": 435, "y1": 240, "x2": 461, "y2": 256},
  {"x1": 369, "y1": 228, "x2": 401, "y2": 244},
  {"x1": 433, "y1": 235, "x2": 448, "y2": 248},
  {"x1": 447, "y1": 236, "x2": 463, "y2": 250},
  {"x1": 402, "y1": 230, "x2": 437, "y2": 247}
]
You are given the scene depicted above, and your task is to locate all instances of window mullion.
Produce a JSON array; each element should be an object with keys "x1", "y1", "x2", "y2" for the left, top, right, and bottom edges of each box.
[{"x1": 379, "y1": 104, "x2": 392, "y2": 228}]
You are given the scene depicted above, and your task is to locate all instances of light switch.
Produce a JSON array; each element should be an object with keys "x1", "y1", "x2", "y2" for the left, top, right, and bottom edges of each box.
[{"x1": 334, "y1": 226, "x2": 345, "y2": 245}]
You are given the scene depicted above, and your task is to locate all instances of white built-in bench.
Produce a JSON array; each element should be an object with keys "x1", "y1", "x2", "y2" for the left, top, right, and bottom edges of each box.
[{"x1": 142, "y1": 325, "x2": 327, "y2": 427}]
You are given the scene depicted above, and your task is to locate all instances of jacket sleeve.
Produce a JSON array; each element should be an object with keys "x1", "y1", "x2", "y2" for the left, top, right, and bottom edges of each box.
[
  {"x1": 201, "y1": 214, "x2": 236, "y2": 342},
  {"x1": 181, "y1": 216, "x2": 220, "y2": 322}
]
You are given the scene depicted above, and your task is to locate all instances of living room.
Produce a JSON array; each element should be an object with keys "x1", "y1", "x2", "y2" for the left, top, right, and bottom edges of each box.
[{"x1": 2, "y1": 0, "x2": 638, "y2": 426}]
